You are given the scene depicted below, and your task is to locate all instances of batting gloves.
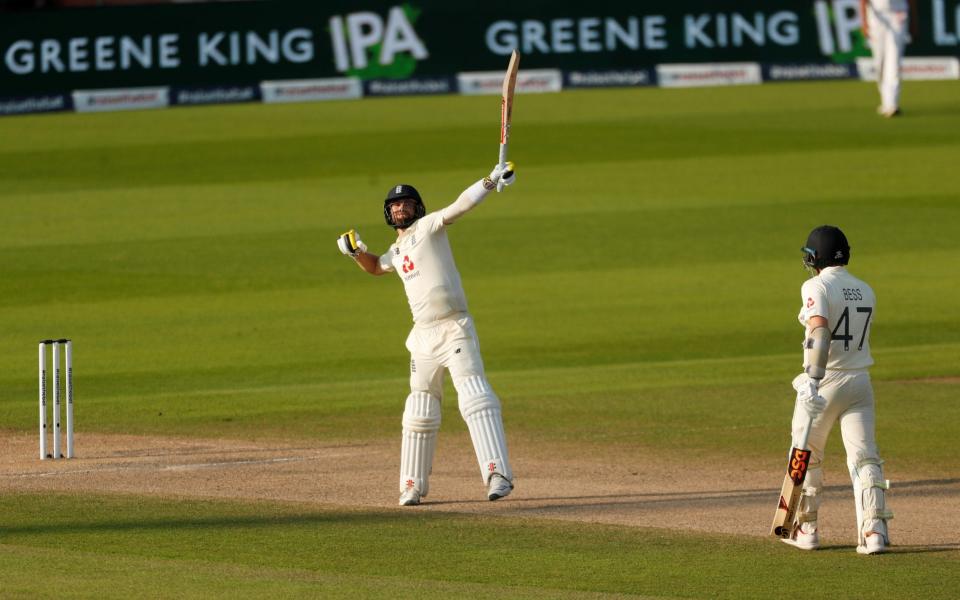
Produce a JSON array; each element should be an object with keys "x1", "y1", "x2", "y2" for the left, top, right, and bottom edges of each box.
[
  {"x1": 337, "y1": 229, "x2": 367, "y2": 257},
  {"x1": 792, "y1": 373, "x2": 827, "y2": 419},
  {"x1": 485, "y1": 161, "x2": 516, "y2": 190}
]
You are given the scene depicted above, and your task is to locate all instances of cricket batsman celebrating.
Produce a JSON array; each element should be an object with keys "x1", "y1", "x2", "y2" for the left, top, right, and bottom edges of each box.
[
  {"x1": 782, "y1": 225, "x2": 893, "y2": 554},
  {"x1": 337, "y1": 163, "x2": 517, "y2": 506}
]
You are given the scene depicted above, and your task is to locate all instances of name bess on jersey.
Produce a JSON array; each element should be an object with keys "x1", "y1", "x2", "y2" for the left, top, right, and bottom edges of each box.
[{"x1": 842, "y1": 288, "x2": 864, "y2": 301}]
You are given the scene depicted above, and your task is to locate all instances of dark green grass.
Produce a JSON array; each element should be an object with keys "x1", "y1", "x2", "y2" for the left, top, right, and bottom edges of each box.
[
  {"x1": 1, "y1": 82, "x2": 958, "y2": 455},
  {"x1": 1, "y1": 80, "x2": 959, "y2": 596},
  {"x1": 2, "y1": 493, "x2": 957, "y2": 599}
]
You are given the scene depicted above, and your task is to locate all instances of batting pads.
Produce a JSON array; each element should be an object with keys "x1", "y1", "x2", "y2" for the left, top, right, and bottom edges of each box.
[
  {"x1": 850, "y1": 452, "x2": 893, "y2": 545},
  {"x1": 455, "y1": 375, "x2": 513, "y2": 484},
  {"x1": 798, "y1": 466, "x2": 823, "y2": 526},
  {"x1": 399, "y1": 392, "x2": 441, "y2": 496}
]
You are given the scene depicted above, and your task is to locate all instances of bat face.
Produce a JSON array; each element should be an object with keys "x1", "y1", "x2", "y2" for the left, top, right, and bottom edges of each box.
[
  {"x1": 770, "y1": 446, "x2": 812, "y2": 537},
  {"x1": 500, "y1": 50, "x2": 519, "y2": 146},
  {"x1": 789, "y1": 447, "x2": 810, "y2": 485}
]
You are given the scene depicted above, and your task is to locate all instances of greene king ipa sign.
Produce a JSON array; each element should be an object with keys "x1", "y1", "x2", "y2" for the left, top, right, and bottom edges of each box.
[{"x1": 2, "y1": 0, "x2": 958, "y2": 95}]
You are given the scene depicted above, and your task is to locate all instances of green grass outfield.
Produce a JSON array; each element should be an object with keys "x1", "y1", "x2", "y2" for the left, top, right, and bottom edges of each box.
[
  {"x1": 1, "y1": 80, "x2": 959, "y2": 597},
  {"x1": 2, "y1": 493, "x2": 956, "y2": 600}
]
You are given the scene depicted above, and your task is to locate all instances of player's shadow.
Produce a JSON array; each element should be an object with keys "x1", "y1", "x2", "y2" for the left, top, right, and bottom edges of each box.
[
  {"x1": 817, "y1": 543, "x2": 960, "y2": 555},
  {"x1": 427, "y1": 487, "x2": 775, "y2": 507},
  {"x1": 428, "y1": 477, "x2": 960, "y2": 510}
]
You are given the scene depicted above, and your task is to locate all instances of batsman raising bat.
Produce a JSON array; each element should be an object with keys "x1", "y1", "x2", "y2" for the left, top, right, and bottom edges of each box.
[
  {"x1": 336, "y1": 163, "x2": 517, "y2": 506},
  {"x1": 776, "y1": 225, "x2": 893, "y2": 555}
]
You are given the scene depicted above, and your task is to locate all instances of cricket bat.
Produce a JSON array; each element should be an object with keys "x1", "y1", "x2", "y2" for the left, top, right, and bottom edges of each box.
[
  {"x1": 770, "y1": 416, "x2": 814, "y2": 537},
  {"x1": 497, "y1": 49, "x2": 520, "y2": 192}
]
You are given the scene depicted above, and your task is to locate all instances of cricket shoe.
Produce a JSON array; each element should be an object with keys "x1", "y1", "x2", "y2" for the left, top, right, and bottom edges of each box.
[
  {"x1": 780, "y1": 522, "x2": 820, "y2": 551},
  {"x1": 399, "y1": 485, "x2": 421, "y2": 507},
  {"x1": 857, "y1": 534, "x2": 886, "y2": 555},
  {"x1": 487, "y1": 474, "x2": 514, "y2": 501},
  {"x1": 877, "y1": 106, "x2": 902, "y2": 118}
]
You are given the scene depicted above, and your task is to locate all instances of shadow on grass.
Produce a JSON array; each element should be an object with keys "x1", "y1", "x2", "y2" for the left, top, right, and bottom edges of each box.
[
  {"x1": 888, "y1": 544, "x2": 960, "y2": 554},
  {"x1": 434, "y1": 477, "x2": 960, "y2": 511},
  {"x1": 1, "y1": 509, "x2": 446, "y2": 537},
  {"x1": 816, "y1": 543, "x2": 960, "y2": 555}
]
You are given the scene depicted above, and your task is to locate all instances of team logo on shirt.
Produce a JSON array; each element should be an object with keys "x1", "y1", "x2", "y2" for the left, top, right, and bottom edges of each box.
[
  {"x1": 402, "y1": 255, "x2": 415, "y2": 273},
  {"x1": 806, "y1": 297, "x2": 815, "y2": 308}
]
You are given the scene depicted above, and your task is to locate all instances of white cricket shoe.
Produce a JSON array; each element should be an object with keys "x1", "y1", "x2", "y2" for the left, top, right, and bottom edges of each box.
[
  {"x1": 399, "y1": 486, "x2": 421, "y2": 506},
  {"x1": 857, "y1": 533, "x2": 886, "y2": 555},
  {"x1": 487, "y1": 474, "x2": 514, "y2": 501},
  {"x1": 781, "y1": 522, "x2": 820, "y2": 551},
  {"x1": 877, "y1": 106, "x2": 901, "y2": 118}
]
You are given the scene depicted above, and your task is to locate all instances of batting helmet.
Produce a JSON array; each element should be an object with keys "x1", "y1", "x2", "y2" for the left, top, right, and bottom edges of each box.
[
  {"x1": 383, "y1": 184, "x2": 426, "y2": 229},
  {"x1": 802, "y1": 225, "x2": 850, "y2": 272}
]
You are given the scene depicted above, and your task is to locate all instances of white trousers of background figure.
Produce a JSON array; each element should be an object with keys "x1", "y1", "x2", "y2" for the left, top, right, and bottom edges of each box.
[{"x1": 867, "y1": 7, "x2": 908, "y2": 113}]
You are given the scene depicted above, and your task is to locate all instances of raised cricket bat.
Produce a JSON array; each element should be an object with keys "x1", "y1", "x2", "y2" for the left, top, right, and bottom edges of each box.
[
  {"x1": 497, "y1": 49, "x2": 520, "y2": 192},
  {"x1": 770, "y1": 416, "x2": 813, "y2": 537}
]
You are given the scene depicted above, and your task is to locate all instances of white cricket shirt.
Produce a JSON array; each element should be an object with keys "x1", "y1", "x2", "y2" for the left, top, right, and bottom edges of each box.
[
  {"x1": 798, "y1": 266, "x2": 876, "y2": 370},
  {"x1": 379, "y1": 211, "x2": 468, "y2": 325}
]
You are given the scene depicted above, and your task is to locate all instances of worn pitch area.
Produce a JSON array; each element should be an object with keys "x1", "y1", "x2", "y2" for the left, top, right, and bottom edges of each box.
[{"x1": 0, "y1": 431, "x2": 955, "y2": 551}]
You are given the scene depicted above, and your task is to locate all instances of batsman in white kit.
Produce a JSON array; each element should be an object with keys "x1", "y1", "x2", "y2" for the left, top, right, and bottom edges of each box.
[
  {"x1": 783, "y1": 225, "x2": 893, "y2": 554},
  {"x1": 337, "y1": 163, "x2": 517, "y2": 506}
]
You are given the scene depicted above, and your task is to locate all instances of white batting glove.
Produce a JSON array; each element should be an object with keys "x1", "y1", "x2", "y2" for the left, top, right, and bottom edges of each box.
[
  {"x1": 792, "y1": 373, "x2": 826, "y2": 419},
  {"x1": 337, "y1": 229, "x2": 367, "y2": 257},
  {"x1": 488, "y1": 161, "x2": 516, "y2": 189}
]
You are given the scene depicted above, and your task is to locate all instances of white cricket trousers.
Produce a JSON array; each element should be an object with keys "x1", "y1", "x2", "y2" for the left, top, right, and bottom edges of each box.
[
  {"x1": 403, "y1": 313, "x2": 513, "y2": 487},
  {"x1": 406, "y1": 314, "x2": 486, "y2": 393},
  {"x1": 867, "y1": 7, "x2": 908, "y2": 113},
  {"x1": 792, "y1": 369, "x2": 891, "y2": 542},
  {"x1": 791, "y1": 369, "x2": 879, "y2": 474}
]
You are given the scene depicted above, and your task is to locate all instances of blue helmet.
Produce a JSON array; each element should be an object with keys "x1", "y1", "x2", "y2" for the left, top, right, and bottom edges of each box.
[
  {"x1": 802, "y1": 225, "x2": 850, "y2": 272},
  {"x1": 383, "y1": 184, "x2": 425, "y2": 229}
]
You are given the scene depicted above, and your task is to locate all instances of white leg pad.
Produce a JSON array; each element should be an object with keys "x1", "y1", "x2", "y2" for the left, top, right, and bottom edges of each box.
[
  {"x1": 400, "y1": 392, "x2": 441, "y2": 497},
  {"x1": 849, "y1": 452, "x2": 893, "y2": 545},
  {"x1": 797, "y1": 465, "x2": 823, "y2": 525},
  {"x1": 455, "y1": 375, "x2": 513, "y2": 484}
]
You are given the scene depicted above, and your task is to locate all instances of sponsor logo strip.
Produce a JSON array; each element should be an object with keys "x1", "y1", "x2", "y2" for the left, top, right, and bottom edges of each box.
[
  {"x1": 656, "y1": 63, "x2": 762, "y2": 88},
  {"x1": 72, "y1": 87, "x2": 169, "y2": 113},
  {"x1": 261, "y1": 78, "x2": 362, "y2": 103}
]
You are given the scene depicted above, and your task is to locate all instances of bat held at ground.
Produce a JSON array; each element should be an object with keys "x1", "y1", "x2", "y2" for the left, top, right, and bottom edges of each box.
[{"x1": 770, "y1": 415, "x2": 814, "y2": 538}]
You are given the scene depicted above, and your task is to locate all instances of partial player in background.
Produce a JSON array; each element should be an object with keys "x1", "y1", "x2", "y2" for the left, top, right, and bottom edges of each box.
[
  {"x1": 781, "y1": 225, "x2": 893, "y2": 555},
  {"x1": 860, "y1": 0, "x2": 916, "y2": 117},
  {"x1": 336, "y1": 163, "x2": 517, "y2": 506}
]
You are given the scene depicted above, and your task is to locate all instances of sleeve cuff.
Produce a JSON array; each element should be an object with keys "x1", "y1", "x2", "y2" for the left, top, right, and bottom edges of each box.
[{"x1": 464, "y1": 179, "x2": 491, "y2": 203}]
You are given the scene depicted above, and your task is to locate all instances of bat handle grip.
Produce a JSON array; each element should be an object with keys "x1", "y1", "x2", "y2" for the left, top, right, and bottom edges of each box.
[
  {"x1": 790, "y1": 415, "x2": 815, "y2": 458},
  {"x1": 497, "y1": 144, "x2": 508, "y2": 192}
]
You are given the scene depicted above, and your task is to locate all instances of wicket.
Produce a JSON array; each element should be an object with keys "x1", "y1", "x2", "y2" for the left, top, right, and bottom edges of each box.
[{"x1": 39, "y1": 338, "x2": 73, "y2": 460}]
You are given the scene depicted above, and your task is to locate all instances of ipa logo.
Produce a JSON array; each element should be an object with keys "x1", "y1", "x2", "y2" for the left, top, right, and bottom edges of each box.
[
  {"x1": 813, "y1": 0, "x2": 870, "y2": 60},
  {"x1": 329, "y1": 6, "x2": 428, "y2": 78}
]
